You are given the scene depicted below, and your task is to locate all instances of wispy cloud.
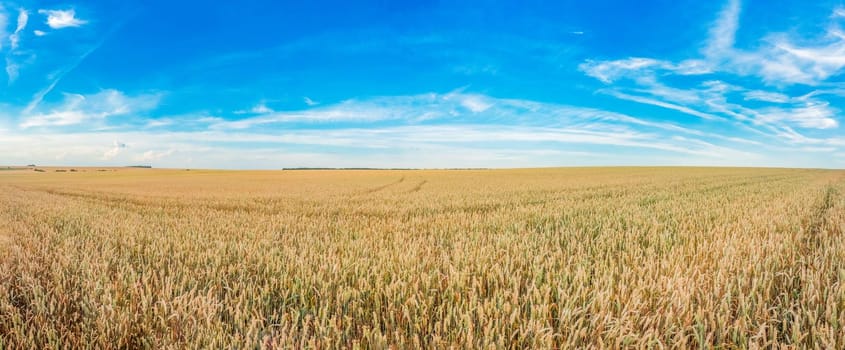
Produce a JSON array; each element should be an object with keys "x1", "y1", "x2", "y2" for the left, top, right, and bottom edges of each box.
[
  {"x1": 3, "y1": 90, "x2": 840, "y2": 168},
  {"x1": 704, "y1": 0, "x2": 740, "y2": 59},
  {"x1": 206, "y1": 92, "x2": 761, "y2": 158},
  {"x1": 580, "y1": 0, "x2": 843, "y2": 140},
  {"x1": 0, "y1": 6, "x2": 7, "y2": 51},
  {"x1": 5, "y1": 8, "x2": 29, "y2": 84},
  {"x1": 453, "y1": 93, "x2": 493, "y2": 113},
  {"x1": 773, "y1": 126, "x2": 845, "y2": 147},
  {"x1": 698, "y1": 0, "x2": 845, "y2": 85},
  {"x1": 250, "y1": 103, "x2": 273, "y2": 114},
  {"x1": 235, "y1": 102, "x2": 274, "y2": 114},
  {"x1": 744, "y1": 90, "x2": 790, "y2": 103},
  {"x1": 9, "y1": 8, "x2": 28, "y2": 50},
  {"x1": 580, "y1": 58, "x2": 664, "y2": 83},
  {"x1": 202, "y1": 92, "x2": 836, "y2": 156},
  {"x1": 20, "y1": 89, "x2": 162, "y2": 128},
  {"x1": 579, "y1": 58, "x2": 711, "y2": 84},
  {"x1": 601, "y1": 90, "x2": 724, "y2": 121},
  {"x1": 38, "y1": 9, "x2": 87, "y2": 29},
  {"x1": 216, "y1": 91, "x2": 512, "y2": 129},
  {"x1": 582, "y1": 1, "x2": 845, "y2": 86},
  {"x1": 757, "y1": 103, "x2": 838, "y2": 129},
  {"x1": 752, "y1": 7, "x2": 845, "y2": 84},
  {"x1": 135, "y1": 149, "x2": 175, "y2": 162},
  {"x1": 1, "y1": 0, "x2": 841, "y2": 169},
  {"x1": 0, "y1": 126, "x2": 758, "y2": 168},
  {"x1": 144, "y1": 119, "x2": 174, "y2": 128},
  {"x1": 25, "y1": 40, "x2": 106, "y2": 113},
  {"x1": 214, "y1": 93, "x2": 452, "y2": 129},
  {"x1": 102, "y1": 140, "x2": 127, "y2": 160}
]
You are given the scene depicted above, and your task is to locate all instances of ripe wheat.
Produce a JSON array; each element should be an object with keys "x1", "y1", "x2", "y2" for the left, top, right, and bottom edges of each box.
[{"x1": 0, "y1": 167, "x2": 843, "y2": 348}]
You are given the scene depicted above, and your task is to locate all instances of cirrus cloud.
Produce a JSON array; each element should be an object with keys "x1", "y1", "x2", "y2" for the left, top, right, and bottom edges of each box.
[{"x1": 20, "y1": 89, "x2": 162, "y2": 129}]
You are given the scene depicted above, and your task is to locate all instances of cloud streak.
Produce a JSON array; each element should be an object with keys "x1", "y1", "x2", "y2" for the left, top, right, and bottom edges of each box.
[
  {"x1": 20, "y1": 89, "x2": 162, "y2": 129},
  {"x1": 24, "y1": 40, "x2": 106, "y2": 113},
  {"x1": 5, "y1": 8, "x2": 29, "y2": 84},
  {"x1": 0, "y1": 6, "x2": 7, "y2": 52},
  {"x1": 9, "y1": 8, "x2": 28, "y2": 50}
]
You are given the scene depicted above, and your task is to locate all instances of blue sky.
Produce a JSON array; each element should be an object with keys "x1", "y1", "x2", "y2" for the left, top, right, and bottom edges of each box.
[{"x1": 1, "y1": 0, "x2": 844, "y2": 169}]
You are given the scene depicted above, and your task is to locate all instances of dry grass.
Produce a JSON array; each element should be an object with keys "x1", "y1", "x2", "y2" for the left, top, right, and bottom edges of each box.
[{"x1": 0, "y1": 167, "x2": 843, "y2": 348}]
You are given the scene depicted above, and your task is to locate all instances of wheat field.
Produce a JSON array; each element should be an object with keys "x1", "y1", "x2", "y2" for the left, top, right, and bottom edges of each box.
[{"x1": 0, "y1": 167, "x2": 843, "y2": 348}]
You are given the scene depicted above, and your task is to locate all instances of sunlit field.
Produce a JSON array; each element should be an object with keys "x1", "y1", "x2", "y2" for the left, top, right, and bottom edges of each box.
[{"x1": 1, "y1": 167, "x2": 843, "y2": 348}]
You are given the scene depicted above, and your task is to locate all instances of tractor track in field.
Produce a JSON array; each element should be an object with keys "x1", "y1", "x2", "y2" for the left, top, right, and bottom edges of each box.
[
  {"x1": 409, "y1": 180, "x2": 427, "y2": 193},
  {"x1": 362, "y1": 176, "x2": 405, "y2": 194}
]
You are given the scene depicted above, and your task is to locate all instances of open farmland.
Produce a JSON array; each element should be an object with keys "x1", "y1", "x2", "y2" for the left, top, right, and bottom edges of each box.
[{"x1": 1, "y1": 167, "x2": 844, "y2": 348}]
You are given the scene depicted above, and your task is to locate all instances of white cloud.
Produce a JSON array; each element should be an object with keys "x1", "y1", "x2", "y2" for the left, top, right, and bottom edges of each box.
[
  {"x1": 235, "y1": 103, "x2": 275, "y2": 114},
  {"x1": 209, "y1": 92, "x2": 762, "y2": 156},
  {"x1": 25, "y1": 42, "x2": 105, "y2": 113},
  {"x1": 801, "y1": 146, "x2": 836, "y2": 152},
  {"x1": 304, "y1": 97, "x2": 318, "y2": 106},
  {"x1": 744, "y1": 90, "x2": 790, "y2": 103},
  {"x1": 704, "y1": 0, "x2": 741, "y2": 59},
  {"x1": 635, "y1": 79, "x2": 728, "y2": 104},
  {"x1": 585, "y1": 1, "x2": 845, "y2": 86},
  {"x1": 454, "y1": 93, "x2": 492, "y2": 113},
  {"x1": 0, "y1": 125, "x2": 759, "y2": 168},
  {"x1": 579, "y1": 58, "x2": 713, "y2": 84},
  {"x1": 0, "y1": 6, "x2": 7, "y2": 51},
  {"x1": 705, "y1": 1, "x2": 845, "y2": 85},
  {"x1": 251, "y1": 103, "x2": 273, "y2": 114},
  {"x1": 6, "y1": 57, "x2": 19, "y2": 83},
  {"x1": 757, "y1": 103, "x2": 838, "y2": 129},
  {"x1": 102, "y1": 140, "x2": 127, "y2": 160},
  {"x1": 671, "y1": 59, "x2": 714, "y2": 75},
  {"x1": 609, "y1": 79, "x2": 838, "y2": 131},
  {"x1": 2, "y1": 92, "x2": 838, "y2": 169},
  {"x1": 145, "y1": 119, "x2": 174, "y2": 128},
  {"x1": 834, "y1": 6, "x2": 845, "y2": 18},
  {"x1": 135, "y1": 149, "x2": 175, "y2": 162},
  {"x1": 202, "y1": 92, "x2": 792, "y2": 161},
  {"x1": 38, "y1": 9, "x2": 87, "y2": 29},
  {"x1": 766, "y1": 36, "x2": 845, "y2": 84},
  {"x1": 9, "y1": 8, "x2": 28, "y2": 50},
  {"x1": 579, "y1": 58, "x2": 666, "y2": 83},
  {"x1": 215, "y1": 94, "x2": 450, "y2": 129},
  {"x1": 33, "y1": 30, "x2": 46, "y2": 36},
  {"x1": 20, "y1": 89, "x2": 162, "y2": 128},
  {"x1": 580, "y1": 0, "x2": 845, "y2": 133},
  {"x1": 601, "y1": 90, "x2": 724, "y2": 121},
  {"x1": 5, "y1": 8, "x2": 29, "y2": 84}
]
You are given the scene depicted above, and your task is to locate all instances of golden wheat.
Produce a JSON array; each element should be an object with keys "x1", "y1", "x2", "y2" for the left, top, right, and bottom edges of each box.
[{"x1": 0, "y1": 167, "x2": 843, "y2": 348}]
